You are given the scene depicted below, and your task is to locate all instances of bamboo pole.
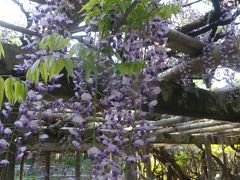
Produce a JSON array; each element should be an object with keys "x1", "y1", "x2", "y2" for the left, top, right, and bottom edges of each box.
[
  {"x1": 182, "y1": 123, "x2": 240, "y2": 134},
  {"x1": 154, "y1": 120, "x2": 226, "y2": 134},
  {"x1": 150, "y1": 116, "x2": 189, "y2": 127}
]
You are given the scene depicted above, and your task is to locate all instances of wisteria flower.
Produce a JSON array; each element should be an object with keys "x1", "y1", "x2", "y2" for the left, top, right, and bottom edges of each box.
[
  {"x1": 0, "y1": 139, "x2": 10, "y2": 150},
  {"x1": 0, "y1": 160, "x2": 9, "y2": 167}
]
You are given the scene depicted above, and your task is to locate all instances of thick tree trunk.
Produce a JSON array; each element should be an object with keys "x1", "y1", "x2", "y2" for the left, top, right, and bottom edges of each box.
[{"x1": 153, "y1": 81, "x2": 240, "y2": 122}]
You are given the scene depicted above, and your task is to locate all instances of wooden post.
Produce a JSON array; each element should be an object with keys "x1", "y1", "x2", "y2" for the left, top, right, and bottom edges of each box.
[
  {"x1": 0, "y1": 114, "x2": 17, "y2": 180},
  {"x1": 124, "y1": 148, "x2": 137, "y2": 180},
  {"x1": 146, "y1": 155, "x2": 153, "y2": 180},
  {"x1": 221, "y1": 144, "x2": 229, "y2": 180},
  {"x1": 125, "y1": 161, "x2": 137, "y2": 180},
  {"x1": 75, "y1": 151, "x2": 81, "y2": 180},
  {"x1": 45, "y1": 152, "x2": 51, "y2": 180},
  {"x1": 204, "y1": 140, "x2": 215, "y2": 180},
  {"x1": 19, "y1": 153, "x2": 25, "y2": 180},
  {"x1": 0, "y1": 141, "x2": 17, "y2": 180}
]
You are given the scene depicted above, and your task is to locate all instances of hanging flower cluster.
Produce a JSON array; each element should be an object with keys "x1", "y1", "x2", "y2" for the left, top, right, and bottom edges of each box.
[{"x1": 0, "y1": 0, "x2": 212, "y2": 179}]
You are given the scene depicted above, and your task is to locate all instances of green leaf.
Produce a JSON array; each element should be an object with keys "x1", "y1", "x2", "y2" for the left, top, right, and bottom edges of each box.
[
  {"x1": 0, "y1": 32, "x2": 4, "y2": 60},
  {"x1": 39, "y1": 62, "x2": 48, "y2": 84},
  {"x1": 26, "y1": 68, "x2": 40, "y2": 83},
  {"x1": 14, "y1": 81, "x2": 22, "y2": 104},
  {"x1": 49, "y1": 59, "x2": 65, "y2": 79},
  {"x1": 115, "y1": 61, "x2": 145, "y2": 75},
  {"x1": 155, "y1": 3, "x2": 180, "y2": 19},
  {"x1": 63, "y1": 59, "x2": 76, "y2": 78},
  {"x1": 39, "y1": 36, "x2": 50, "y2": 49},
  {"x1": 44, "y1": 56, "x2": 54, "y2": 71},
  {"x1": 33, "y1": 68, "x2": 40, "y2": 83},
  {"x1": 54, "y1": 60, "x2": 65, "y2": 74},
  {"x1": 82, "y1": 52, "x2": 97, "y2": 80},
  {"x1": 31, "y1": 60, "x2": 40, "y2": 74},
  {"x1": 26, "y1": 69, "x2": 32, "y2": 83},
  {"x1": 126, "y1": 4, "x2": 148, "y2": 28},
  {"x1": 39, "y1": 35, "x2": 70, "y2": 51},
  {"x1": 79, "y1": 47, "x2": 91, "y2": 59},
  {"x1": 49, "y1": 61, "x2": 56, "y2": 80},
  {"x1": 20, "y1": 83, "x2": 27, "y2": 103},
  {"x1": 4, "y1": 77, "x2": 15, "y2": 103},
  {"x1": 0, "y1": 42, "x2": 4, "y2": 60},
  {"x1": 27, "y1": 68, "x2": 40, "y2": 84},
  {"x1": 79, "y1": 0, "x2": 99, "y2": 12},
  {"x1": 67, "y1": 44, "x2": 80, "y2": 58},
  {"x1": 55, "y1": 36, "x2": 70, "y2": 50},
  {"x1": 0, "y1": 76, "x2": 4, "y2": 108}
]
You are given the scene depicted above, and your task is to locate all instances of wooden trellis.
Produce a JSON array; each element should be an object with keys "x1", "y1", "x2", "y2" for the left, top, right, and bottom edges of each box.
[{"x1": 1, "y1": 1, "x2": 240, "y2": 179}]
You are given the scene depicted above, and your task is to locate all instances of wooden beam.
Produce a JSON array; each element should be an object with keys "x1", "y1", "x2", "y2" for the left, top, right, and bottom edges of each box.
[{"x1": 27, "y1": 142, "x2": 103, "y2": 152}]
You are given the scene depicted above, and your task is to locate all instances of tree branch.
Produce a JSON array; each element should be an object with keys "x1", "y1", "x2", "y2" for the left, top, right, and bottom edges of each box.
[
  {"x1": 113, "y1": 0, "x2": 140, "y2": 33},
  {"x1": 182, "y1": 0, "x2": 204, "y2": 7},
  {"x1": 160, "y1": 37, "x2": 240, "y2": 81},
  {"x1": 0, "y1": 20, "x2": 36, "y2": 36},
  {"x1": 188, "y1": 9, "x2": 240, "y2": 37},
  {"x1": 152, "y1": 81, "x2": 240, "y2": 122}
]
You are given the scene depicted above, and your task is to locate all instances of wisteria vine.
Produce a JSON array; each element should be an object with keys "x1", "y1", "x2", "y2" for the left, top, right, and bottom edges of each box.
[{"x1": 0, "y1": 0, "x2": 239, "y2": 179}]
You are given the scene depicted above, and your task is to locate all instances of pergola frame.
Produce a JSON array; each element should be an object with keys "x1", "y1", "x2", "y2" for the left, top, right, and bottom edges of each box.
[{"x1": 1, "y1": 0, "x2": 240, "y2": 179}]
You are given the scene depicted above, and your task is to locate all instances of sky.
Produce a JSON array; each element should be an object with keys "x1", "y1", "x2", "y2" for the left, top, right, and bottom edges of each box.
[
  {"x1": 0, "y1": 0, "x2": 212, "y2": 25},
  {"x1": 0, "y1": 0, "x2": 28, "y2": 26}
]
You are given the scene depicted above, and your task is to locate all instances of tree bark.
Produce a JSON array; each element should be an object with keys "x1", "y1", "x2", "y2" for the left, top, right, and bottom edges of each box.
[{"x1": 153, "y1": 81, "x2": 240, "y2": 122}]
